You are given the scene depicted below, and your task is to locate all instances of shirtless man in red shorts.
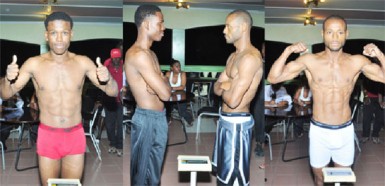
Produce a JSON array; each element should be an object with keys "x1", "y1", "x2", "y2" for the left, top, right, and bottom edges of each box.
[{"x1": 0, "y1": 12, "x2": 118, "y2": 186}]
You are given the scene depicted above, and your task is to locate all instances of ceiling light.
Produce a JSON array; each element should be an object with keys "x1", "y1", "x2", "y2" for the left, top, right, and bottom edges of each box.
[
  {"x1": 170, "y1": 0, "x2": 190, "y2": 9},
  {"x1": 304, "y1": 0, "x2": 325, "y2": 7},
  {"x1": 304, "y1": 16, "x2": 316, "y2": 26}
]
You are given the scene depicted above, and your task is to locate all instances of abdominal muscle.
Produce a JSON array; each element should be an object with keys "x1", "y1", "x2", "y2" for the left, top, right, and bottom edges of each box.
[
  {"x1": 38, "y1": 90, "x2": 82, "y2": 128},
  {"x1": 311, "y1": 83, "x2": 353, "y2": 125}
]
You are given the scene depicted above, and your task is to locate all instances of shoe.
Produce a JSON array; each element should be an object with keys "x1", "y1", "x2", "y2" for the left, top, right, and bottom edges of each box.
[
  {"x1": 360, "y1": 137, "x2": 369, "y2": 143},
  {"x1": 254, "y1": 143, "x2": 264, "y2": 157},
  {"x1": 372, "y1": 137, "x2": 381, "y2": 144},
  {"x1": 108, "y1": 146, "x2": 117, "y2": 154},
  {"x1": 116, "y1": 149, "x2": 123, "y2": 157}
]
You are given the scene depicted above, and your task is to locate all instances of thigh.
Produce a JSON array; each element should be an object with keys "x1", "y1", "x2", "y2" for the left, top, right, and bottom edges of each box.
[
  {"x1": 38, "y1": 155, "x2": 60, "y2": 186},
  {"x1": 309, "y1": 125, "x2": 331, "y2": 168},
  {"x1": 61, "y1": 154, "x2": 85, "y2": 179}
]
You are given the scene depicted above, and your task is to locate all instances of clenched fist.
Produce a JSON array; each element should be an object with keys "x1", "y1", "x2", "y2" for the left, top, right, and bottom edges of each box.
[
  {"x1": 6, "y1": 55, "x2": 19, "y2": 81},
  {"x1": 95, "y1": 57, "x2": 111, "y2": 82},
  {"x1": 288, "y1": 42, "x2": 308, "y2": 54},
  {"x1": 363, "y1": 43, "x2": 384, "y2": 58}
]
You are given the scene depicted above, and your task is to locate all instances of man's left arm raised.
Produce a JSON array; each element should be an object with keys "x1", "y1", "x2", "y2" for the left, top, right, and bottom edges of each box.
[{"x1": 361, "y1": 43, "x2": 385, "y2": 84}]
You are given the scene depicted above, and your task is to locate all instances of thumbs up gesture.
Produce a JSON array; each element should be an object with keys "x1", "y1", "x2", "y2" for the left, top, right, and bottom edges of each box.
[
  {"x1": 95, "y1": 57, "x2": 110, "y2": 83},
  {"x1": 6, "y1": 55, "x2": 19, "y2": 82}
]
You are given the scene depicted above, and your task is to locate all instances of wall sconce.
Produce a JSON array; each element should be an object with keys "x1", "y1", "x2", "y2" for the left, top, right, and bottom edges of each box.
[
  {"x1": 304, "y1": 0, "x2": 325, "y2": 7},
  {"x1": 304, "y1": 16, "x2": 316, "y2": 26},
  {"x1": 170, "y1": 0, "x2": 190, "y2": 9}
]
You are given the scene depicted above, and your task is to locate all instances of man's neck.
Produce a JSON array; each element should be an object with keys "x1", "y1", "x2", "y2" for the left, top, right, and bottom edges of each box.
[
  {"x1": 136, "y1": 32, "x2": 153, "y2": 50},
  {"x1": 49, "y1": 51, "x2": 70, "y2": 63},
  {"x1": 324, "y1": 49, "x2": 344, "y2": 63}
]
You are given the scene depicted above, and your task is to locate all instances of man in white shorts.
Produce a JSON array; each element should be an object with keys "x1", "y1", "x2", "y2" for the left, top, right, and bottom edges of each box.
[{"x1": 267, "y1": 15, "x2": 385, "y2": 185}]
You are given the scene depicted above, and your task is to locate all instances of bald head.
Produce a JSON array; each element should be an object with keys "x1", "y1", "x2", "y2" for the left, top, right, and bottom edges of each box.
[{"x1": 228, "y1": 9, "x2": 253, "y2": 28}]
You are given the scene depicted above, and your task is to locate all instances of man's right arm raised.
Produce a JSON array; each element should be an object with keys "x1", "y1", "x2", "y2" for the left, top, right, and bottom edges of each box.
[
  {"x1": 267, "y1": 42, "x2": 308, "y2": 84},
  {"x1": 1, "y1": 55, "x2": 32, "y2": 99}
]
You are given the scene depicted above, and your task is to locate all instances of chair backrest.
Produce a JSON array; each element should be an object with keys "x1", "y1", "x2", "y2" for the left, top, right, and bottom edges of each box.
[{"x1": 351, "y1": 102, "x2": 359, "y2": 120}]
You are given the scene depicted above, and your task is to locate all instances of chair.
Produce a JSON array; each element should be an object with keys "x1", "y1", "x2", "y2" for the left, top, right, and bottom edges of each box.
[
  {"x1": 195, "y1": 94, "x2": 221, "y2": 140},
  {"x1": 351, "y1": 102, "x2": 361, "y2": 152},
  {"x1": 120, "y1": 87, "x2": 135, "y2": 139},
  {"x1": 195, "y1": 106, "x2": 220, "y2": 140},
  {"x1": 82, "y1": 96, "x2": 102, "y2": 160},
  {"x1": 0, "y1": 141, "x2": 5, "y2": 170},
  {"x1": 265, "y1": 133, "x2": 273, "y2": 161}
]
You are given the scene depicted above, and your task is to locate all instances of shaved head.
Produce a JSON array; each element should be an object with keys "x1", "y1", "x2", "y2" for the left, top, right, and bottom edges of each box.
[{"x1": 228, "y1": 9, "x2": 253, "y2": 28}]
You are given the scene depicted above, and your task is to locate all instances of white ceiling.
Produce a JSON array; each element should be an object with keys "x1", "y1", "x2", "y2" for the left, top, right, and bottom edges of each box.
[
  {"x1": 1, "y1": 0, "x2": 384, "y2": 26},
  {"x1": 265, "y1": 0, "x2": 385, "y2": 26},
  {"x1": 0, "y1": 0, "x2": 123, "y2": 23}
]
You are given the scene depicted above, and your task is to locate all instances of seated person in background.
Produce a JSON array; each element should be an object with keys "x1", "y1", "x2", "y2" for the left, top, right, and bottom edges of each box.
[
  {"x1": 293, "y1": 77, "x2": 312, "y2": 137},
  {"x1": 0, "y1": 93, "x2": 24, "y2": 151},
  {"x1": 361, "y1": 79, "x2": 385, "y2": 144},
  {"x1": 165, "y1": 59, "x2": 193, "y2": 126},
  {"x1": 264, "y1": 83, "x2": 292, "y2": 107},
  {"x1": 264, "y1": 83, "x2": 292, "y2": 133}
]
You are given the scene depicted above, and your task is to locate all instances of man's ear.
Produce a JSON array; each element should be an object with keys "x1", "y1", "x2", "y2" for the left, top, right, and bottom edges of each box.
[
  {"x1": 45, "y1": 31, "x2": 48, "y2": 41},
  {"x1": 143, "y1": 19, "x2": 150, "y2": 31}
]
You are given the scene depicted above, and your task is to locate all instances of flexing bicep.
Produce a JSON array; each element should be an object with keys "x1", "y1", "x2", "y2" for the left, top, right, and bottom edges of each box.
[
  {"x1": 268, "y1": 60, "x2": 306, "y2": 84},
  {"x1": 362, "y1": 62, "x2": 385, "y2": 83}
]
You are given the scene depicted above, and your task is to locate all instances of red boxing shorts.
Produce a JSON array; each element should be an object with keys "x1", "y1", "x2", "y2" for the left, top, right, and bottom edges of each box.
[{"x1": 37, "y1": 123, "x2": 86, "y2": 160}]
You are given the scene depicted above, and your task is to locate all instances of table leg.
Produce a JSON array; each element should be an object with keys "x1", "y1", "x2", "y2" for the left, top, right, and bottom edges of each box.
[
  {"x1": 168, "y1": 102, "x2": 188, "y2": 146},
  {"x1": 15, "y1": 123, "x2": 38, "y2": 171},
  {"x1": 281, "y1": 118, "x2": 309, "y2": 162},
  {"x1": 190, "y1": 171, "x2": 197, "y2": 186}
]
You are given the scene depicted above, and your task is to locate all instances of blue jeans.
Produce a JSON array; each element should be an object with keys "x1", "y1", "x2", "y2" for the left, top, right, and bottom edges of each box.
[
  {"x1": 212, "y1": 112, "x2": 254, "y2": 185},
  {"x1": 130, "y1": 107, "x2": 168, "y2": 186},
  {"x1": 104, "y1": 102, "x2": 123, "y2": 149}
]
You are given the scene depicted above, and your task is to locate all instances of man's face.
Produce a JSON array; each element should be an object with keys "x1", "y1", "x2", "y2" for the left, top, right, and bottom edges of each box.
[
  {"x1": 223, "y1": 14, "x2": 242, "y2": 44},
  {"x1": 322, "y1": 19, "x2": 348, "y2": 52},
  {"x1": 147, "y1": 12, "x2": 165, "y2": 42},
  {"x1": 45, "y1": 20, "x2": 72, "y2": 55}
]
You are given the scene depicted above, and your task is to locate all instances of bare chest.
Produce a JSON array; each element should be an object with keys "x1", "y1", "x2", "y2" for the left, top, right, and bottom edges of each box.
[
  {"x1": 307, "y1": 61, "x2": 359, "y2": 87},
  {"x1": 33, "y1": 62, "x2": 85, "y2": 91}
]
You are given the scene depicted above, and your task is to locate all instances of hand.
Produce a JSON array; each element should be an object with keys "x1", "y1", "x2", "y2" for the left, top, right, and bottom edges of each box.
[
  {"x1": 363, "y1": 43, "x2": 384, "y2": 58},
  {"x1": 95, "y1": 57, "x2": 110, "y2": 82},
  {"x1": 288, "y1": 42, "x2": 308, "y2": 54},
  {"x1": 146, "y1": 84, "x2": 156, "y2": 95},
  {"x1": 220, "y1": 81, "x2": 231, "y2": 91},
  {"x1": 6, "y1": 55, "x2": 19, "y2": 81}
]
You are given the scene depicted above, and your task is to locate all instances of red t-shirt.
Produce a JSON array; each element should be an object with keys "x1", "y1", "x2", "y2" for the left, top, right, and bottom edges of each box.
[{"x1": 104, "y1": 58, "x2": 123, "y2": 102}]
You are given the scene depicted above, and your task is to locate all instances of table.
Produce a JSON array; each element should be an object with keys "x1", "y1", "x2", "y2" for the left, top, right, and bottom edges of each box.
[
  {"x1": 187, "y1": 77, "x2": 217, "y2": 107},
  {"x1": 0, "y1": 107, "x2": 39, "y2": 171},
  {"x1": 167, "y1": 90, "x2": 194, "y2": 146},
  {"x1": 265, "y1": 104, "x2": 312, "y2": 162}
]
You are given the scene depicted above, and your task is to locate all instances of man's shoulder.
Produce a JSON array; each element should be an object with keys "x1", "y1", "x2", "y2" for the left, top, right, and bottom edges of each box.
[{"x1": 126, "y1": 47, "x2": 153, "y2": 64}]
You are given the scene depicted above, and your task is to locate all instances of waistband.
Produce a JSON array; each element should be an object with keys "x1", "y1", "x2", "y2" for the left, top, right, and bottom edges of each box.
[
  {"x1": 134, "y1": 107, "x2": 166, "y2": 117},
  {"x1": 39, "y1": 123, "x2": 83, "y2": 133},
  {"x1": 310, "y1": 118, "x2": 352, "y2": 130},
  {"x1": 220, "y1": 111, "x2": 251, "y2": 117}
]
